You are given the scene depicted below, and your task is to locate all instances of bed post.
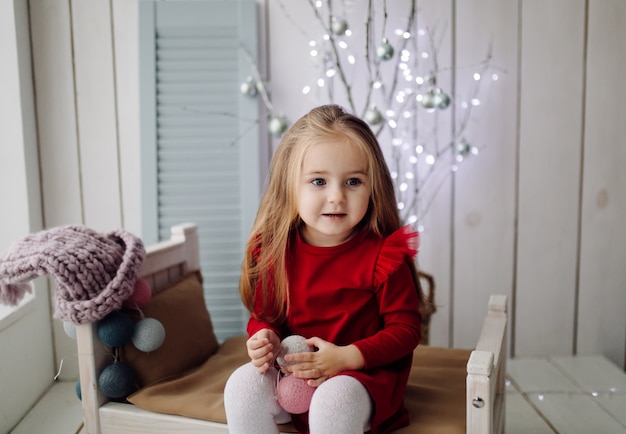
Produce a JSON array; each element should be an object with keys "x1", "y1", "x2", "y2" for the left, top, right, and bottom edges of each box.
[
  {"x1": 168, "y1": 223, "x2": 201, "y2": 273},
  {"x1": 76, "y1": 322, "x2": 110, "y2": 434},
  {"x1": 466, "y1": 295, "x2": 508, "y2": 434}
]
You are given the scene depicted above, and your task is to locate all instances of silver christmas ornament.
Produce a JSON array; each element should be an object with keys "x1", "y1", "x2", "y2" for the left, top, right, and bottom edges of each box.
[
  {"x1": 456, "y1": 139, "x2": 472, "y2": 156},
  {"x1": 433, "y1": 88, "x2": 451, "y2": 110},
  {"x1": 420, "y1": 89, "x2": 436, "y2": 109},
  {"x1": 376, "y1": 38, "x2": 394, "y2": 61},
  {"x1": 364, "y1": 106, "x2": 383, "y2": 125},
  {"x1": 268, "y1": 116, "x2": 289, "y2": 137},
  {"x1": 331, "y1": 18, "x2": 348, "y2": 36},
  {"x1": 239, "y1": 76, "x2": 258, "y2": 97}
]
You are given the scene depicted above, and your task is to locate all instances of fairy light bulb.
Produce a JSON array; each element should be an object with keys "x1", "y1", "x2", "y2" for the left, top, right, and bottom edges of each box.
[
  {"x1": 317, "y1": 78, "x2": 325, "y2": 87},
  {"x1": 425, "y1": 155, "x2": 435, "y2": 165},
  {"x1": 473, "y1": 72, "x2": 481, "y2": 81},
  {"x1": 347, "y1": 55, "x2": 355, "y2": 64},
  {"x1": 399, "y1": 182, "x2": 408, "y2": 192},
  {"x1": 302, "y1": 86, "x2": 311, "y2": 95}
]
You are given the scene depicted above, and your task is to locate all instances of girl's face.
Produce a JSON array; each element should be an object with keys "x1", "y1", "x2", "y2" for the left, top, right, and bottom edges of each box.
[{"x1": 297, "y1": 137, "x2": 371, "y2": 247}]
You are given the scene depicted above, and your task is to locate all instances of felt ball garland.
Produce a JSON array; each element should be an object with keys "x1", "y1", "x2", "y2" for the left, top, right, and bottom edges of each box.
[{"x1": 76, "y1": 279, "x2": 166, "y2": 401}]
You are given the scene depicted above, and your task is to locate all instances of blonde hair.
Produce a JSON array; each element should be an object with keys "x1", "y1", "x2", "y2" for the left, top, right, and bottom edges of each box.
[{"x1": 240, "y1": 104, "x2": 417, "y2": 323}]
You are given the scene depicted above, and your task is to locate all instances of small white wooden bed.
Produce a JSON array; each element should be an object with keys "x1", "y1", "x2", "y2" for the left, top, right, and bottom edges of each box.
[{"x1": 76, "y1": 223, "x2": 507, "y2": 434}]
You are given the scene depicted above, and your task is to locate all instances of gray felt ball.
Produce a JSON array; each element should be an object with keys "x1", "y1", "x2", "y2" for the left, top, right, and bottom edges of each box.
[
  {"x1": 131, "y1": 317, "x2": 166, "y2": 352},
  {"x1": 277, "y1": 335, "x2": 313, "y2": 366}
]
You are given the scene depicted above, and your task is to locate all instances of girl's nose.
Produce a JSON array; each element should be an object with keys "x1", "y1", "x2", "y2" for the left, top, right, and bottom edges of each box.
[{"x1": 327, "y1": 185, "x2": 345, "y2": 203}]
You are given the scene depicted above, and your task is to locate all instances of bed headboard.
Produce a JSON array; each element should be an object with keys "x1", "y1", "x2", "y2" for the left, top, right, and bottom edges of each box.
[{"x1": 76, "y1": 223, "x2": 200, "y2": 432}]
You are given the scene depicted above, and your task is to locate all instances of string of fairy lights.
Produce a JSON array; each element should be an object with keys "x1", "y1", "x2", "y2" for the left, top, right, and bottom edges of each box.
[{"x1": 240, "y1": 0, "x2": 500, "y2": 231}]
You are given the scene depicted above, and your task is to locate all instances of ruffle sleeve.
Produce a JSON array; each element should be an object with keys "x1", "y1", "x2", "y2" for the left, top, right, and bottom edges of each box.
[{"x1": 373, "y1": 225, "x2": 419, "y2": 287}]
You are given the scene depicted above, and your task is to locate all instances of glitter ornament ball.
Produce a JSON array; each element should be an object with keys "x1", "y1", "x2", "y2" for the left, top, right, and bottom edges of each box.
[
  {"x1": 420, "y1": 89, "x2": 436, "y2": 109},
  {"x1": 276, "y1": 374, "x2": 315, "y2": 414},
  {"x1": 331, "y1": 18, "x2": 348, "y2": 35},
  {"x1": 98, "y1": 361, "x2": 137, "y2": 399},
  {"x1": 456, "y1": 139, "x2": 472, "y2": 156},
  {"x1": 239, "y1": 76, "x2": 258, "y2": 97},
  {"x1": 122, "y1": 278, "x2": 152, "y2": 310},
  {"x1": 376, "y1": 38, "x2": 394, "y2": 61},
  {"x1": 277, "y1": 335, "x2": 313, "y2": 367},
  {"x1": 364, "y1": 106, "x2": 383, "y2": 126},
  {"x1": 132, "y1": 317, "x2": 166, "y2": 352},
  {"x1": 433, "y1": 88, "x2": 451, "y2": 110},
  {"x1": 97, "y1": 311, "x2": 135, "y2": 347},
  {"x1": 268, "y1": 116, "x2": 289, "y2": 137}
]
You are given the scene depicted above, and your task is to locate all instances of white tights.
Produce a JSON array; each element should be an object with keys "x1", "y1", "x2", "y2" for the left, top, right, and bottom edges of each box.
[{"x1": 224, "y1": 362, "x2": 372, "y2": 434}]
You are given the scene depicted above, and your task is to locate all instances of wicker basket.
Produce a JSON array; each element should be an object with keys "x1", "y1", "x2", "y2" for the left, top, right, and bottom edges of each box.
[{"x1": 417, "y1": 271, "x2": 436, "y2": 345}]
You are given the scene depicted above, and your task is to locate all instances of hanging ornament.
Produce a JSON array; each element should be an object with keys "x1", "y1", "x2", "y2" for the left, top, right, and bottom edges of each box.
[
  {"x1": 131, "y1": 318, "x2": 166, "y2": 353},
  {"x1": 63, "y1": 321, "x2": 77, "y2": 339},
  {"x1": 97, "y1": 311, "x2": 135, "y2": 348},
  {"x1": 420, "y1": 89, "x2": 436, "y2": 109},
  {"x1": 239, "y1": 76, "x2": 258, "y2": 98},
  {"x1": 376, "y1": 38, "x2": 394, "y2": 61},
  {"x1": 364, "y1": 106, "x2": 383, "y2": 125},
  {"x1": 456, "y1": 139, "x2": 472, "y2": 156},
  {"x1": 331, "y1": 17, "x2": 348, "y2": 36},
  {"x1": 433, "y1": 88, "x2": 451, "y2": 110},
  {"x1": 98, "y1": 361, "x2": 137, "y2": 399},
  {"x1": 268, "y1": 116, "x2": 289, "y2": 137}
]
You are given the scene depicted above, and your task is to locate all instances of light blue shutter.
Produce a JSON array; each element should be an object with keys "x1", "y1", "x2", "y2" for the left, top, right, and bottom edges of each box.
[{"x1": 140, "y1": 0, "x2": 260, "y2": 341}]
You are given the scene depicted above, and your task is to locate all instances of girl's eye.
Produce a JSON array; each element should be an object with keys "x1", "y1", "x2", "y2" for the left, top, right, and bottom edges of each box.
[
  {"x1": 347, "y1": 178, "x2": 362, "y2": 186},
  {"x1": 311, "y1": 178, "x2": 326, "y2": 186}
]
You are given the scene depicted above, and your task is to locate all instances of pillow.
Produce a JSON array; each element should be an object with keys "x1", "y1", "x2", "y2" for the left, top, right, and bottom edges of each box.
[{"x1": 120, "y1": 271, "x2": 219, "y2": 387}]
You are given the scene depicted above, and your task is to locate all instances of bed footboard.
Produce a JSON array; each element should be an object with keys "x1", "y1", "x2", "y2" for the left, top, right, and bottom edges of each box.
[{"x1": 466, "y1": 295, "x2": 508, "y2": 434}]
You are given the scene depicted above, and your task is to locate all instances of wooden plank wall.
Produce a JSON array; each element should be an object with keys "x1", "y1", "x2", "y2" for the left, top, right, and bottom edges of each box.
[
  {"x1": 28, "y1": 0, "x2": 140, "y2": 381},
  {"x1": 25, "y1": 0, "x2": 626, "y2": 370},
  {"x1": 267, "y1": 0, "x2": 626, "y2": 368}
]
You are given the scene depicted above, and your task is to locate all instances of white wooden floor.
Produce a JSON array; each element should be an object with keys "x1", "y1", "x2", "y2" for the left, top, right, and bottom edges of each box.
[{"x1": 10, "y1": 355, "x2": 626, "y2": 434}]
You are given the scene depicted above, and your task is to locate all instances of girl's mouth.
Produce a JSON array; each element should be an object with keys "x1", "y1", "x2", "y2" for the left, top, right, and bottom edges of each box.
[{"x1": 323, "y1": 213, "x2": 347, "y2": 218}]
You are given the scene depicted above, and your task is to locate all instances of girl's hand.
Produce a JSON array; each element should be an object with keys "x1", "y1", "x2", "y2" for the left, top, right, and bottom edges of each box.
[
  {"x1": 247, "y1": 328, "x2": 280, "y2": 374},
  {"x1": 283, "y1": 337, "x2": 365, "y2": 387}
]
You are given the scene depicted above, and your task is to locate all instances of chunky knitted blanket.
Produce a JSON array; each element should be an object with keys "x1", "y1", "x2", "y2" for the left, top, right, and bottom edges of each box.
[{"x1": 0, "y1": 225, "x2": 145, "y2": 324}]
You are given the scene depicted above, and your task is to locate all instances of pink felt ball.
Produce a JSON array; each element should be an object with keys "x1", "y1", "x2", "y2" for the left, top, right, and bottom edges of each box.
[
  {"x1": 276, "y1": 374, "x2": 315, "y2": 414},
  {"x1": 122, "y1": 278, "x2": 152, "y2": 309}
]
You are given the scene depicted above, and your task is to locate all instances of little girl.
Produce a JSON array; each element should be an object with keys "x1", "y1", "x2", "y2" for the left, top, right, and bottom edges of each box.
[{"x1": 224, "y1": 104, "x2": 422, "y2": 434}]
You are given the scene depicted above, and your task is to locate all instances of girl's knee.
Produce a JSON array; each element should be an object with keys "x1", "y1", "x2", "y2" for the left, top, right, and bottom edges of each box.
[{"x1": 225, "y1": 363, "x2": 278, "y2": 398}]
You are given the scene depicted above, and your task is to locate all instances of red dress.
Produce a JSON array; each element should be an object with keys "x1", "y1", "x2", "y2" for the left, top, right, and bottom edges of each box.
[{"x1": 247, "y1": 226, "x2": 422, "y2": 433}]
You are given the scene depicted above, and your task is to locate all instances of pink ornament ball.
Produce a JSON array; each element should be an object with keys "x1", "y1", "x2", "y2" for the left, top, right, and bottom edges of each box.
[
  {"x1": 123, "y1": 278, "x2": 152, "y2": 309},
  {"x1": 276, "y1": 374, "x2": 315, "y2": 414}
]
